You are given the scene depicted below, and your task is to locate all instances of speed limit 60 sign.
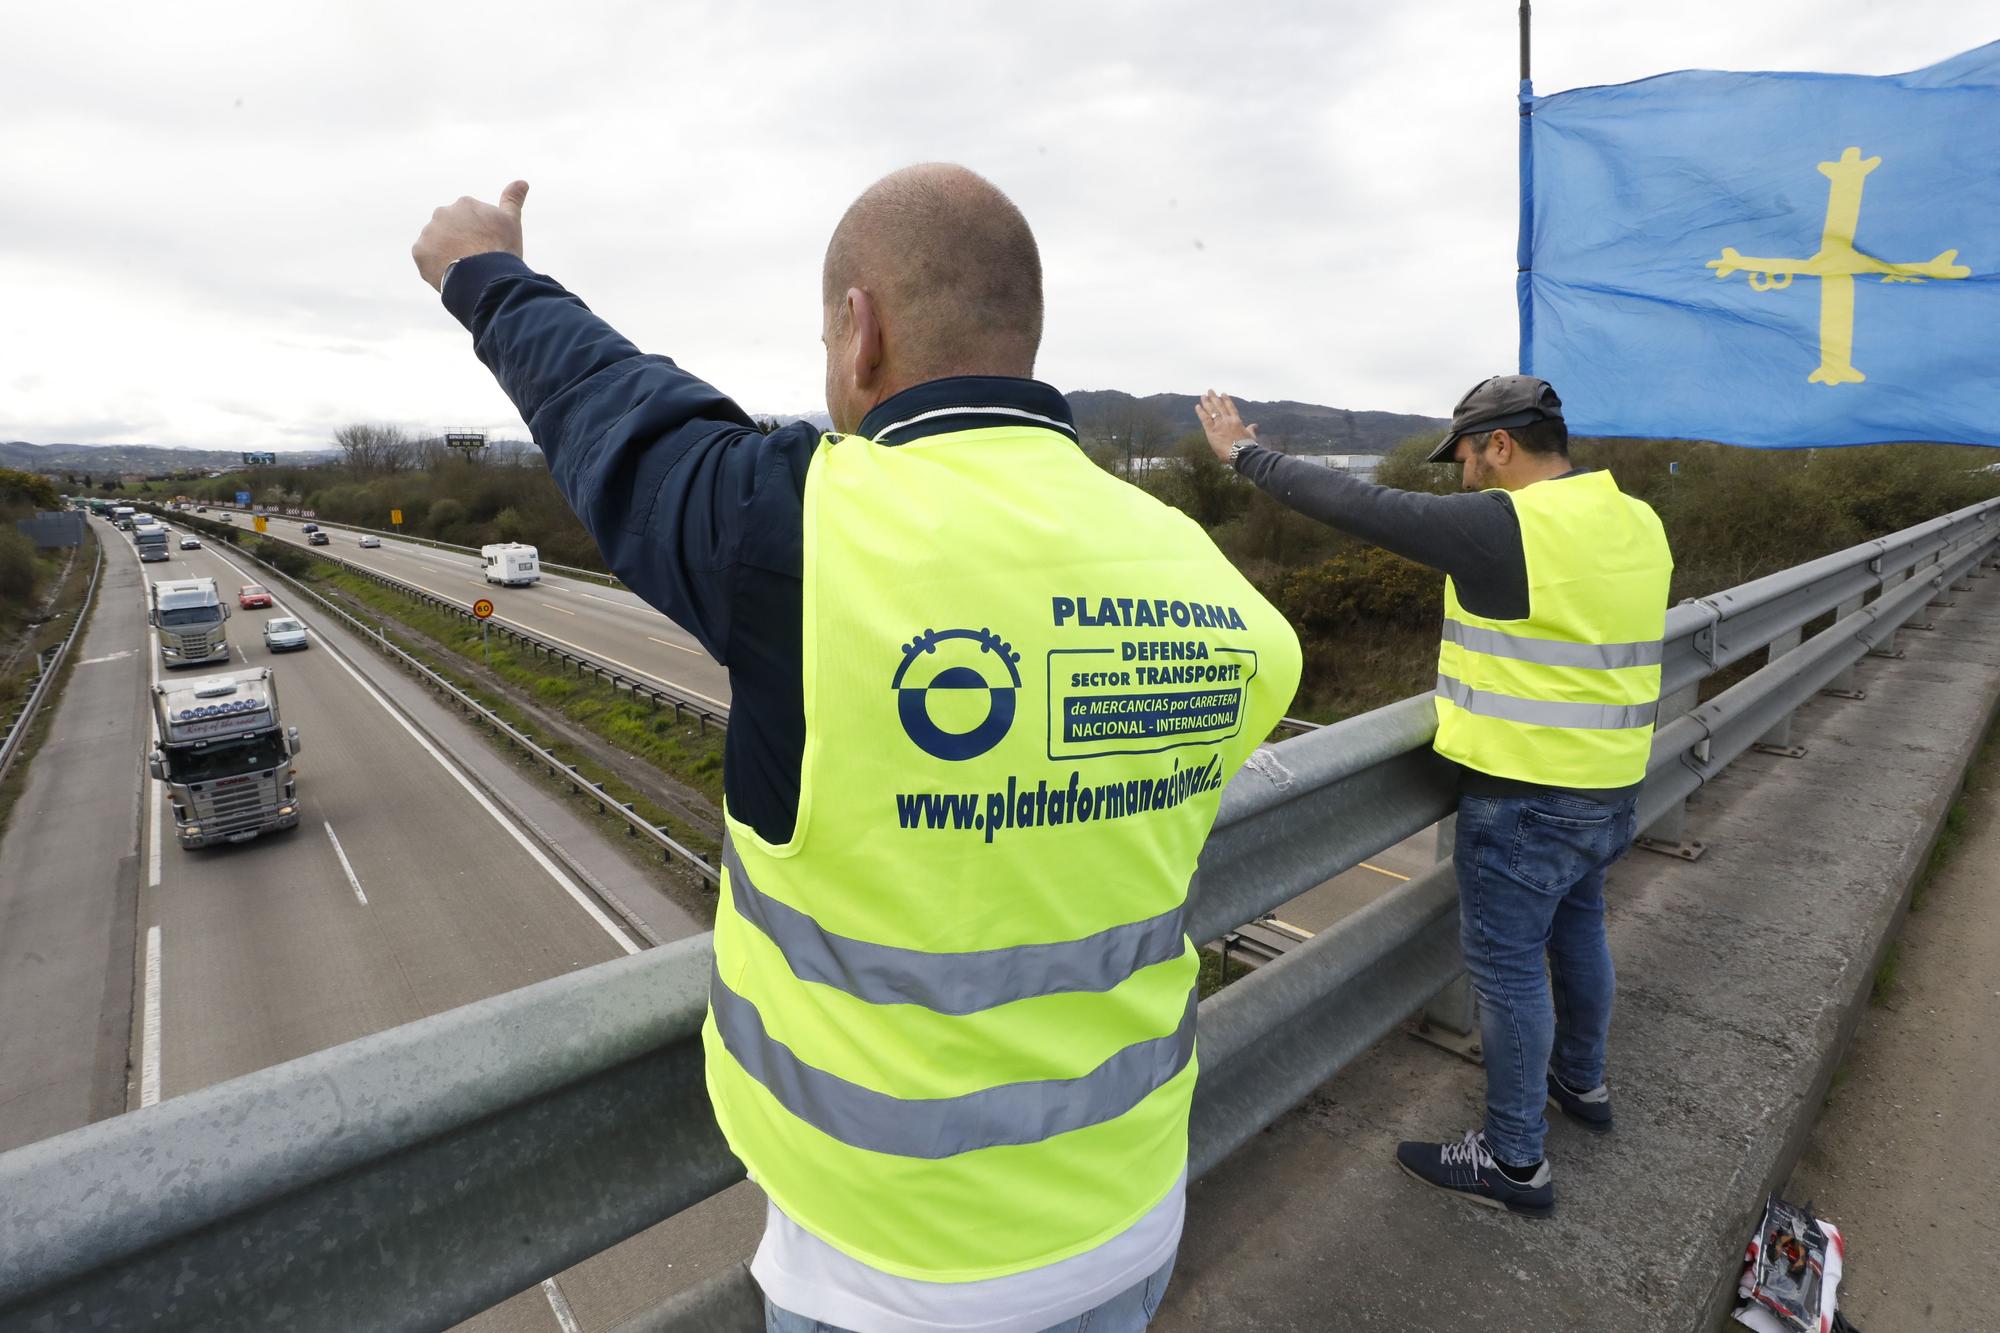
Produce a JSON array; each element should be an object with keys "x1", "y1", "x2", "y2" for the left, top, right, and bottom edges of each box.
[{"x1": 472, "y1": 599, "x2": 495, "y2": 620}]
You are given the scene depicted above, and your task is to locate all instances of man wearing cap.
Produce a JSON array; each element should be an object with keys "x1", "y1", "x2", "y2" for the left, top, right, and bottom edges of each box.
[{"x1": 1196, "y1": 376, "x2": 1671, "y2": 1219}]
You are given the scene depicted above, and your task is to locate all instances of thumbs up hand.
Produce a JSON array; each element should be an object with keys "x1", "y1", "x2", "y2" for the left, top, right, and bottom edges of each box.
[{"x1": 413, "y1": 180, "x2": 530, "y2": 290}]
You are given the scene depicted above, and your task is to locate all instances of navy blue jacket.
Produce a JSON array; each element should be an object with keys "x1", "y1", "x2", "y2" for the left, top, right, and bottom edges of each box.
[{"x1": 443, "y1": 253, "x2": 1080, "y2": 844}]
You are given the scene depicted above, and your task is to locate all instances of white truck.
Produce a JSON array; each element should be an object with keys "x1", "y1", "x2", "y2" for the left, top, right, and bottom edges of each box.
[
  {"x1": 149, "y1": 577, "x2": 231, "y2": 668},
  {"x1": 148, "y1": 668, "x2": 302, "y2": 849},
  {"x1": 481, "y1": 542, "x2": 541, "y2": 587},
  {"x1": 111, "y1": 505, "x2": 137, "y2": 530},
  {"x1": 134, "y1": 525, "x2": 170, "y2": 562}
]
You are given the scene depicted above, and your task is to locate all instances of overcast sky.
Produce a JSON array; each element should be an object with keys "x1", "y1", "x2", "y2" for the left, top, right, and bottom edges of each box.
[{"x1": 0, "y1": 1, "x2": 1979, "y2": 451}]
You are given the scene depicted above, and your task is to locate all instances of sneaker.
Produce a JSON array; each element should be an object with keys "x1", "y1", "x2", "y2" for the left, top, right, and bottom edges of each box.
[
  {"x1": 1394, "y1": 1131, "x2": 1554, "y2": 1218},
  {"x1": 1546, "y1": 1071, "x2": 1614, "y2": 1133}
]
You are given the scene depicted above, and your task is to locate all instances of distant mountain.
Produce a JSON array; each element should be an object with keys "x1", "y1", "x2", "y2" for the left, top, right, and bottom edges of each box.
[
  {"x1": 0, "y1": 441, "x2": 336, "y2": 474},
  {"x1": 1064, "y1": 391, "x2": 1446, "y2": 456}
]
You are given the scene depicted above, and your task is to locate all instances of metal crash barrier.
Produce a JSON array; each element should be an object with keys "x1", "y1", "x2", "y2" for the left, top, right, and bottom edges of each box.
[{"x1": 2, "y1": 497, "x2": 1996, "y2": 1332}]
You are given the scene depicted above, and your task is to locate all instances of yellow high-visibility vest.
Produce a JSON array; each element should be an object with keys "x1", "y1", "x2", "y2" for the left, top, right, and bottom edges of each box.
[
  {"x1": 1434, "y1": 470, "x2": 1672, "y2": 789},
  {"x1": 703, "y1": 426, "x2": 1300, "y2": 1282}
]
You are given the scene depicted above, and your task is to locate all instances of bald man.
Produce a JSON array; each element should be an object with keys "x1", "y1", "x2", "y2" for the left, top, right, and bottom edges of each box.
[{"x1": 414, "y1": 171, "x2": 1299, "y2": 1332}]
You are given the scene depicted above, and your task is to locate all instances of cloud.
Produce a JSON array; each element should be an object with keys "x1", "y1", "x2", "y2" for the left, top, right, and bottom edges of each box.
[{"x1": 0, "y1": 0, "x2": 1979, "y2": 447}]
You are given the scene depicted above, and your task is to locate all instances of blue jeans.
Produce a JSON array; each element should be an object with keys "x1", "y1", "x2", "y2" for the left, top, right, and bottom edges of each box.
[
  {"x1": 1455, "y1": 791, "x2": 1637, "y2": 1167},
  {"x1": 764, "y1": 1251, "x2": 1176, "y2": 1332}
]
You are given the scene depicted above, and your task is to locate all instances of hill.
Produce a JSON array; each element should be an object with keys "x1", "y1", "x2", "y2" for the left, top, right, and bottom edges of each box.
[
  {"x1": 1065, "y1": 390, "x2": 1446, "y2": 456},
  {"x1": 0, "y1": 441, "x2": 334, "y2": 475}
]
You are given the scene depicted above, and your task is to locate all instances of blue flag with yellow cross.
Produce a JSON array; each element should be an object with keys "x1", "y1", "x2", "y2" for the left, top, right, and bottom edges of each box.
[{"x1": 1519, "y1": 40, "x2": 2000, "y2": 448}]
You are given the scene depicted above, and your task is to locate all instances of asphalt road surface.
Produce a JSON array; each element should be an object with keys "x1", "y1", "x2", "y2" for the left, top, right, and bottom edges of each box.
[
  {"x1": 244, "y1": 514, "x2": 731, "y2": 712},
  {"x1": 133, "y1": 533, "x2": 641, "y2": 1106}
]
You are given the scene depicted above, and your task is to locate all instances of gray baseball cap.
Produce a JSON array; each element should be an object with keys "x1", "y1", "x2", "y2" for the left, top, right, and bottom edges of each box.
[{"x1": 1425, "y1": 375, "x2": 1565, "y2": 463}]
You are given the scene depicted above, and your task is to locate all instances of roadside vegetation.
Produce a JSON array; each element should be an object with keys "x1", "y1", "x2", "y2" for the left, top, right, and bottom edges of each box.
[
  {"x1": 1121, "y1": 431, "x2": 2000, "y2": 721},
  {"x1": 71, "y1": 417, "x2": 2000, "y2": 731},
  {"x1": 0, "y1": 480, "x2": 98, "y2": 839}
]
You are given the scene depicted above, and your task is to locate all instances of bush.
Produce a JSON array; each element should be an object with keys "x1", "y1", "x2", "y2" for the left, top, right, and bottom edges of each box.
[
  {"x1": 0, "y1": 527, "x2": 37, "y2": 611},
  {"x1": 428, "y1": 497, "x2": 468, "y2": 531}
]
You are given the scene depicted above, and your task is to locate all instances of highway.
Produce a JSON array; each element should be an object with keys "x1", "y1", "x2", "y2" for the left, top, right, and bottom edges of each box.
[
  {"x1": 236, "y1": 513, "x2": 732, "y2": 712},
  {"x1": 2, "y1": 519, "x2": 708, "y2": 1329},
  {"x1": 129, "y1": 528, "x2": 640, "y2": 1103}
]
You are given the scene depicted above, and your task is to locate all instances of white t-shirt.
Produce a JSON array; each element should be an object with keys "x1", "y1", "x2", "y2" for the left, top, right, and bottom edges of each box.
[{"x1": 750, "y1": 1169, "x2": 1185, "y2": 1333}]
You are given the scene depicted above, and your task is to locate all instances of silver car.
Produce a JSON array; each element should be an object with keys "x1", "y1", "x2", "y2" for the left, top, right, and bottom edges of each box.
[
  {"x1": 179, "y1": 536, "x2": 201, "y2": 550},
  {"x1": 357, "y1": 535, "x2": 381, "y2": 549},
  {"x1": 262, "y1": 617, "x2": 310, "y2": 652}
]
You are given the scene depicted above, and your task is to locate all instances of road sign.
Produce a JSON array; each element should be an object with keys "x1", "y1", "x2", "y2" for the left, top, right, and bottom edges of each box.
[
  {"x1": 390, "y1": 509, "x2": 403, "y2": 527},
  {"x1": 472, "y1": 599, "x2": 495, "y2": 620},
  {"x1": 253, "y1": 516, "x2": 268, "y2": 533},
  {"x1": 235, "y1": 491, "x2": 251, "y2": 506}
]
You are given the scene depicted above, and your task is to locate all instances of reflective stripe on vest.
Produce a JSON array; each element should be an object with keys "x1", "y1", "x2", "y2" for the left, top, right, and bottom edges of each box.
[
  {"x1": 710, "y1": 972, "x2": 1198, "y2": 1159},
  {"x1": 1435, "y1": 672, "x2": 1657, "y2": 730},
  {"x1": 1432, "y1": 470, "x2": 1672, "y2": 789},
  {"x1": 726, "y1": 841, "x2": 1189, "y2": 1016},
  {"x1": 1439, "y1": 618, "x2": 1663, "y2": 671}
]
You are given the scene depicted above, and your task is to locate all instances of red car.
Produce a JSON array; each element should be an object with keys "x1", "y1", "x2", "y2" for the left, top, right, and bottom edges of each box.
[{"x1": 238, "y1": 584, "x2": 273, "y2": 610}]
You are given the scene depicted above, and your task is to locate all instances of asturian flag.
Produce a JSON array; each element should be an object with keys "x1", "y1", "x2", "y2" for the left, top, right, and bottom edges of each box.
[{"x1": 1519, "y1": 40, "x2": 2000, "y2": 447}]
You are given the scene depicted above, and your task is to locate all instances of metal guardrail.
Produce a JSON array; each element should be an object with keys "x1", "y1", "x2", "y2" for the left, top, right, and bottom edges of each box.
[
  {"x1": 199, "y1": 502, "x2": 626, "y2": 587},
  {"x1": 154, "y1": 505, "x2": 728, "y2": 733},
  {"x1": 161, "y1": 514, "x2": 720, "y2": 892},
  {"x1": 0, "y1": 539, "x2": 103, "y2": 786},
  {"x1": 2, "y1": 498, "x2": 1996, "y2": 1333}
]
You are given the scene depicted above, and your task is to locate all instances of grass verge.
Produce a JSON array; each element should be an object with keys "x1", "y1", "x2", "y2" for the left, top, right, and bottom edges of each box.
[
  {"x1": 237, "y1": 535, "x2": 727, "y2": 920},
  {"x1": 0, "y1": 536, "x2": 100, "y2": 840}
]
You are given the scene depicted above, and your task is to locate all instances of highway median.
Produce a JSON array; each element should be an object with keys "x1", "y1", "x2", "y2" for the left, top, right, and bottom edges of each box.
[{"x1": 153, "y1": 507, "x2": 726, "y2": 918}]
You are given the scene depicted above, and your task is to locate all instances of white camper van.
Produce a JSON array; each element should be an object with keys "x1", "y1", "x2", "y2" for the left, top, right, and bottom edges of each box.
[{"x1": 480, "y1": 543, "x2": 540, "y2": 587}]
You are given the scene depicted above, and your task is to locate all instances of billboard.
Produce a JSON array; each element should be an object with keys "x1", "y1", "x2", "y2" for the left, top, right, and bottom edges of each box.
[{"x1": 241, "y1": 452, "x2": 277, "y2": 465}]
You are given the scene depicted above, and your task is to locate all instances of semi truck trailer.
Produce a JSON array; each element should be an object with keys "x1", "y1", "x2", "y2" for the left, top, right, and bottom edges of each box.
[
  {"x1": 149, "y1": 577, "x2": 231, "y2": 667},
  {"x1": 148, "y1": 668, "x2": 302, "y2": 849}
]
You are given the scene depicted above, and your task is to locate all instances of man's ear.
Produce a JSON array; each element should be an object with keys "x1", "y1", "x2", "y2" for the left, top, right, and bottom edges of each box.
[
  {"x1": 848, "y1": 287, "x2": 884, "y2": 394},
  {"x1": 1487, "y1": 428, "x2": 1515, "y2": 467}
]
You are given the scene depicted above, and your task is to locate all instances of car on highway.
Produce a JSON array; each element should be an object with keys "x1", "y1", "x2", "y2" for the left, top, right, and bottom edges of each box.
[
  {"x1": 301, "y1": 523, "x2": 318, "y2": 533},
  {"x1": 179, "y1": 536, "x2": 201, "y2": 550},
  {"x1": 357, "y1": 535, "x2": 381, "y2": 549},
  {"x1": 238, "y1": 584, "x2": 273, "y2": 610},
  {"x1": 307, "y1": 531, "x2": 330, "y2": 546},
  {"x1": 218, "y1": 514, "x2": 234, "y2": 524},
  {"x1": 262, "y1": 617, "x2": 309, "y2": 652},
  {"x1": 195, "y1": 506, "x2": 207, "y2": 513}
]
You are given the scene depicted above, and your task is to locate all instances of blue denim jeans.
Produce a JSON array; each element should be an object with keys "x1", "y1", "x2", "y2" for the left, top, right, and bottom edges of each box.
[
  {"x1": 764, "y1": 1251, "x2": 1176, "y2": 1333},
  {"x1": 1455, "y1": 791, "x2": 1637, "y2": 1167}
]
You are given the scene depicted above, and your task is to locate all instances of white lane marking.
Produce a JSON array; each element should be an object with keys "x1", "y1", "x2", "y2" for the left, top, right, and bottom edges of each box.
[
  {"x1": 203, "y1": 547, "x2": 640, "y2": 955},
  {"x1": 647, "y1": 635, "x2": 701, "y2": 656},
  {"x1": 324, "y1": 820, "x2": 368, "y2": 905},
  {"x1": 77, "y1": 649, "x2": 136, "y2": 666},
  {"x1": 541, "y1": 1279, "x2": 582, "y2": 1333},
  {"x1": 146, "y1": 615, "x2": 163, "y2": 889},
  {"x1": 140, "y1": 925, "x2": 162, "y2": 1106},
  {"x1": 538, "y1": 601, "x2": 576, "y2": 616}
]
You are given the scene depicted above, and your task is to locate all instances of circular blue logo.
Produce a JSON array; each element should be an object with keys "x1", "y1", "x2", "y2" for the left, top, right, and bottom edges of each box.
[{"x1": 893, "y1": 627, "x2": 1023, "y2": 761}]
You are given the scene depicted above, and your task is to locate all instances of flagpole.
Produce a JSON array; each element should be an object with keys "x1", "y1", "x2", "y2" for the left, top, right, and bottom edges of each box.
[{"x1": 1517, "y1": 0, "x2": 1535, "y2": 374}]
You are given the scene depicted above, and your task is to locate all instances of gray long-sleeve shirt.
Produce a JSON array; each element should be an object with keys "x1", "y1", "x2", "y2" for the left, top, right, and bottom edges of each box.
[
  {"x1": 1234, "y1": 444, "x2": 1537, "y2": 619},
  {"x1": 1232, "y1": 444, "x2": 1639, "y2": 801}
]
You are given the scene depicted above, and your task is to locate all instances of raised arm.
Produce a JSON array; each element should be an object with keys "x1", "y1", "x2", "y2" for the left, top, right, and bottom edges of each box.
[
  {"x1": 414, "y1": 184, "x2": 816, "y2": 662},
  {"x1": 1195, "y1": 390, "x2": 1527, "y2": 618}
]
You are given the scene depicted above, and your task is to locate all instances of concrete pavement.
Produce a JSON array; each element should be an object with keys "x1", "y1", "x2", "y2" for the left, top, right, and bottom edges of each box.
[
  {"x1": 0, "y1": 535, "x2": 145, "y2": 1153},
  {"x1": 1784, "y1": 717, "x2": 2000, "y2": 1328},
  {"x1": 1155, "y1": 568, "x2": 2000, "y2": 1331}
]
